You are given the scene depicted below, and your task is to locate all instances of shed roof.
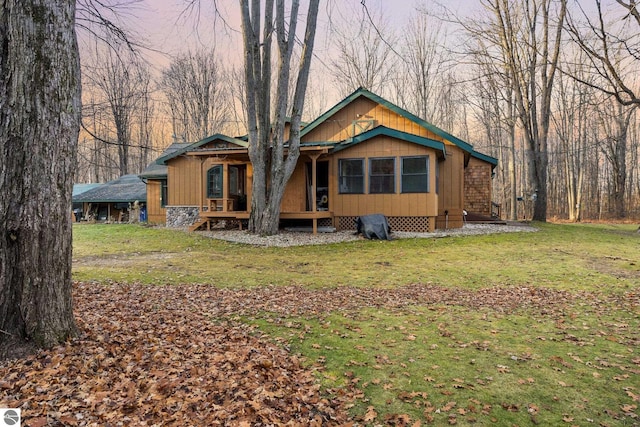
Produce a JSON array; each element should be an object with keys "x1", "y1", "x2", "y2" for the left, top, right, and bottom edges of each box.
[
  {"x1": 73, "y1": 174, "x2": 147, "y2": 203},
  {"x1": 470, "y1": 149, "x2": 499, "y2": 167}
]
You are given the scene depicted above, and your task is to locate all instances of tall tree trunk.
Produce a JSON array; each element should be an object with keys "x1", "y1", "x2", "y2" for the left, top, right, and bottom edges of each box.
[
  {"x1": 0, "y1": 0, "x2": 80, "y2": 354},
  {"x1": 241, "y1": 0, "x2": 319, "y2": 236},
  {"x1": 598, "y1": 101, "x2": 635, "y2": 219},
  {"x1": 489, "y1": 0, "x2": 566, "y2": 222}
]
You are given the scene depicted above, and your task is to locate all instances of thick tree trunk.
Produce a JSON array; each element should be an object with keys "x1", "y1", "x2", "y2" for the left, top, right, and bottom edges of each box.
[
  {"x1": 241, "y1": 0, "x2": 319, "y2": 236},
  {"x1": 531, "y1": 147, "x2": 549, "y2": 222},
  {"x1": 0, "y1": 0, "x2": 80, "y2": 354}
]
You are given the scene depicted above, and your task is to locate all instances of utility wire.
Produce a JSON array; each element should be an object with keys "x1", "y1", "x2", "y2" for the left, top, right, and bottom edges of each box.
[{"x1": 360, "y1": 0, "x2": 408, "y2": 65}]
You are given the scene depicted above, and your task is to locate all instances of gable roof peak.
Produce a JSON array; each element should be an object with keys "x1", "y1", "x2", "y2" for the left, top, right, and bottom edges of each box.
[
  {"x1": 155, "y1": 133, "x2": 249, "y2": 165},
  {"x1": 301, "y1": 88, "x2": 474, "y2": 153}
]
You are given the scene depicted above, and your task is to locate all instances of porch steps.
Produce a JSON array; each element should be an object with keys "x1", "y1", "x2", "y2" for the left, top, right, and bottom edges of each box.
[
  {"x1": 189, "y1": 218, "x2": 209, "y2": 232},
  {"x1": 464, "y1": 212, "x2": 507, "y2": 224}
]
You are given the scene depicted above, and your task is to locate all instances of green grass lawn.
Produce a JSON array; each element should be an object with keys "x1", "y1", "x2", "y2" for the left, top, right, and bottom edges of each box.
[
  {"x1": 73, "y1": 222, "x2": 640, "y2": 292},
  {"x1": 72, "y1": 222, "x2": 640, "y2": 425}
]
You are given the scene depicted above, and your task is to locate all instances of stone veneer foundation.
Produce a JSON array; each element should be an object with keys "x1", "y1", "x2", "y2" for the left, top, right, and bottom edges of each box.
[{"x1": 166, "y1": 206, "x2": 200, "y2": 227}]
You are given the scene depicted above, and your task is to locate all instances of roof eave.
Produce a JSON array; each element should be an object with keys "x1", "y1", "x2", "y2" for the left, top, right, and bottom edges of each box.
[
  {"x1": 330, "y1": 126, "x2": 446, "y2": 157},
  {"x1": 157, "y1": 134, "x2": 249, "y2": 165},
  {"x1": 471, "y1": 150, "x2": 499, "y2": 168}
]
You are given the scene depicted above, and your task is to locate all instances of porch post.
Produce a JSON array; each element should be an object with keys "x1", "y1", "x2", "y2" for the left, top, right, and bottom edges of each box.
[
  {"x1": 199, "y1": 158, "x2": 208, "y2": 229},
  {"x1": 223, "y1": 163, "x2": 229, "y2": 212},
  {"x1": 310, "y1": 153, "x2": 319, "y2": 234},
  {"x1": 199, "y1": 158, "x2": 204, "y2": 213}
]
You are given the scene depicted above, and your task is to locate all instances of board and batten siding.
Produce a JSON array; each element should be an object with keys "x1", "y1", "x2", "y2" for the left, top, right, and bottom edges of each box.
[
  {"x1": 145, "y1": 180, "x2": 166, "y2": 224},
  {"x1": 436, "y1": 145, "x2": 465, "y2": 228},
  {"x1": 302, "y1": 97, "x2": 445, "y2": 144},
  {"x1": 282, "y1": 160, "x2": 309, "y2": 212},
  {"x1": 329, "y1": 136, "x2": 439, "y2": 218},
  {"x1": 167, "y1": 156, "x2": 202, "y2": 206},
  {"x1": 168, "y1": 156, "x2": 254, "y2": 210}
]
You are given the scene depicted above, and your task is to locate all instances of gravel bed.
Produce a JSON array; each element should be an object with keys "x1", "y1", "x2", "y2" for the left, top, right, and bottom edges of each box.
[{"x1": 196, "y1": 222, "x2": 538, "y2": 247}]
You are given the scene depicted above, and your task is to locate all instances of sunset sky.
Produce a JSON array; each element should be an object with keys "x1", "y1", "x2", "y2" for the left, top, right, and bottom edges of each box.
[{"x1": 130, "y1": 0, "x2": 478, "y2": 70}]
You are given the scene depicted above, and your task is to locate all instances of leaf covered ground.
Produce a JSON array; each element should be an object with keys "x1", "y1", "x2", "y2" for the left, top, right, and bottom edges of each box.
[{"x1": 0, "y1": 282, "x2": 638, "y2": 426}]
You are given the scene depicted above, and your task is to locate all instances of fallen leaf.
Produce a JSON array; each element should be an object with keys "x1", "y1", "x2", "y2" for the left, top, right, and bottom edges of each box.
[
  {"x1": 364, "y1": 406, "x2": 377, "y2": 422},
  {"x1": 626, "y1": 390, "x2": 640, "y2": 402}
]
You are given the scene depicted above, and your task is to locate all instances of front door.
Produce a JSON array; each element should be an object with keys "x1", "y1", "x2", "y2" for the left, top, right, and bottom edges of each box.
[{"x1": 228, "y1": 164, "x2": 247, "y2": 211}]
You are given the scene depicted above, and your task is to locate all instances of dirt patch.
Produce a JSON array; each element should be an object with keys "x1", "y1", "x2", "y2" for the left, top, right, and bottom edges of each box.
[
  {"x1": 586, "y1": 255, "x2": 640, "y2": 279},
  {"x1": 72, "y1": 251, "x2": 178, "y2": 268}
]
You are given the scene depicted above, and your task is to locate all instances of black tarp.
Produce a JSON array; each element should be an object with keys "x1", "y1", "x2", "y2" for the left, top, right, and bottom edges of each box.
[{"x1": 355, "y1": 214, "x2": 392, "y2": 240}]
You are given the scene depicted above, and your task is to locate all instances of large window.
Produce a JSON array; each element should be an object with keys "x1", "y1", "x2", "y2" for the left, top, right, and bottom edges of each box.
[
  {"x1": 369, "y1": 157, "x2": 395, "y2": 193},
  {"x1": 339, "y1": 159, "x2": 364, "y2": 194},
  {"x1": 207, "y1": 165, "x2": 223, "y2": 198},
  {"x1": 160, "y1": 179, "x2": 168, "y2": 207},
  {"x1": 401, "y1": 156, "x2": 429, "y2": 193}
]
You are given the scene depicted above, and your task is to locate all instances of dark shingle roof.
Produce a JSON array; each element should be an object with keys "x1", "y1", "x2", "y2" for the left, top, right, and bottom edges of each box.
[
  {"x1": 73, "y1": 175, "x2": 146, "y2": 203},
  {"x1": 139, "y1": 142, "x2": 192, "y2": 179},
  {"x1": 73, "y1": 183, "x2": 101, "y2": 197},
  {"x1": 156, "y1": 134, "x2": 249, "y2": 165}
]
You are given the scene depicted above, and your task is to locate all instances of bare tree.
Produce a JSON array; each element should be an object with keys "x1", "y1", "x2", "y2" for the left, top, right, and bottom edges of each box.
[
  {"x1": 551, "y1": 55, "x2": 596, "y2": 221},
  {"x1": 240, "y1": 0, "x2": 320, "y2": 235},
  {"x1": 0, "y1": 0, "x2": 145, "y2": 356},
  {"x1": 160, "y1": 48, "x2": 230, "y2": 142},
  {"x1": 394, "y1": 11, "x2": 457, "y2": 128},
  {"x1": 328, "y1": 3, "x2": 397, "y2": 97},
  {"x1": 468, "y1": 45, "x2": 519, "y2": 220},
  {"x1": 133, "y1": 66, "x2": 155, "y2": 172},
  {"x1": 597, "y1": 97, "x2": 636, "y2": 218},
  {"x1": 566, "y1": 0, "x2": 640, "y2": 106},
  {"x1": 1, "y1": 0, "x2": 80, "y2": 355},
  {"x1": 79, "y1": 94, "x2": 121, "y2": 182},
  {"x1": 481, "y1": 0, "x2": 567, "y2": 222},
  {"x1": 227, "y1": 65, "x2": 249, "y2": 137},
  {"x1": 83, "y1": 47, "x2": 152, "y2": 176}
]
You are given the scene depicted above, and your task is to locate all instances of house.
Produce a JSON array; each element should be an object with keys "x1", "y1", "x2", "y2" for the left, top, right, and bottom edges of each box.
[
  {"x1": 139, "y1": 142, "x2": 191, "y2": 223},
  {"x1": 73, "y1": 174, "x2": 147, "y2": 222},
  {"x1": 142, "y1": 87, "x2": 497, "y2": 232}
]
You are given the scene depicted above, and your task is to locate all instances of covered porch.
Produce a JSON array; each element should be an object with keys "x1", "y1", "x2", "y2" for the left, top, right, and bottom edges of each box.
[{"x1": 189, "y1": 146, "x2": 333, "y2": 234}]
